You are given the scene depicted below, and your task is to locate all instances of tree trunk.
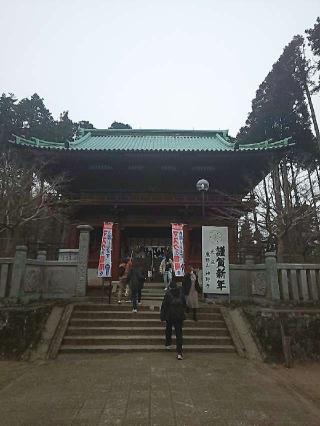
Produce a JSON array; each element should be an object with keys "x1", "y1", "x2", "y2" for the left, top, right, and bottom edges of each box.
[
  {"x1": 316, "y1": 164, "x2": 320, "y2": 192},
  {"x1": 280, "y1": 160, "x2": 292, "y2": 210},
  {"x1": 307, "y1": 168, "x2": 319, "y2": 228},
  {"x1": 250, "y1": 190, "x2": 259, "y2": 234},
  {"x1": 303, "y1": 81, "x2": 320, "y2": 150},
  {"x1": 290, "y1": 160, "x2": 300, "y2": 206},
  {"x1": 272, "y1": 165, "x2": 283, "y2": 213},
  {"x1": 263, "y1": 177, "x2": 271, "y2": 231}
]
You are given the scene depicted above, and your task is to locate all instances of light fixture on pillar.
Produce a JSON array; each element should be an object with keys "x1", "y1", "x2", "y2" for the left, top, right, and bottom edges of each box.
[{"x1": 196, "y1": 179, "x2": 210, "y2": 217}]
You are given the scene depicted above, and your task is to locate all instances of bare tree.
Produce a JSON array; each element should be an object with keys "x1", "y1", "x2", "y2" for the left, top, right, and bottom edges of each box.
[
  {"x1": 0, "y1": 151, "x2": 69, "y2": 254},
  {"x1": 250, "y1": 160, "x2": 320, "y2": 261}
]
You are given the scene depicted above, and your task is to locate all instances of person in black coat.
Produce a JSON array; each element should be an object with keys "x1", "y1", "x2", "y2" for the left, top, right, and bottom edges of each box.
[
  {"x1": 127, "y1": 258, "x2": 145, "y2": 312},
  {"x1": 160, "y1": 281, "x2": 186, "y2": 360}
]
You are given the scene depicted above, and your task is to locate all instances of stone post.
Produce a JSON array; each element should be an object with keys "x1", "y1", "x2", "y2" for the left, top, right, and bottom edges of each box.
[
  {"x1": 0, "y1": 264, "x2": 9, "y2": 298},
  {"x1": 9, "y1": 246, "x2": 28, "y2": 298},
  {"x1": 37, "y1": 250, "x2": 47, "y2": 261},
  {"x1": 245, "y1": 254, "x2": 255, "y2": 265},
  {"x1": 265, "y1": 251, "x2": 280, "y2": 300},
  {"x1": 76, "y1": 225, "x2": 93, "y2": 297},
  {"x1": 244, "y1": 254, "x2": 255, "y2": 299}
]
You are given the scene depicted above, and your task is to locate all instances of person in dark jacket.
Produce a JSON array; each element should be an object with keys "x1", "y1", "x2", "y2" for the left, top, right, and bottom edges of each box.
[
  {"x1": 127, "y1": 258, "x2": 144, "y2": 312},
  {"x1": 160, "y1": 281, "x2": 186, "y2": 360},
  {"x1": 182, "y1": 266, "x2": 201, "y2": 321}
]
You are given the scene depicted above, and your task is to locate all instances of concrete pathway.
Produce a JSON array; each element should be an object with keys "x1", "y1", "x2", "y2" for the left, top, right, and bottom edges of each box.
[{"x1": 1, "y1": 353, "x2": 320, "y2": 425}]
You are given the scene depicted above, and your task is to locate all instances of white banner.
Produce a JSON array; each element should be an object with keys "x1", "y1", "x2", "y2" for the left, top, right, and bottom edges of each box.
[
  {"x1": 97, "y1": 222, "x2": 113, "y2": 278},
  {"x1": 171, "y1": 223, "x2": 185, "y2": 277},
  {"x1": 202, "y1": 226, "x2": 230, "y2": 294}
]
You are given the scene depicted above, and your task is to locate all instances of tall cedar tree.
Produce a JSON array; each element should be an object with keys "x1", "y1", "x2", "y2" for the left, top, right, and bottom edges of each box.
[
  {"x1": 237, "y1": 36, "x2": 314, "y2": 155},
  {"x1": 306, "y1": 17, "x2": 320, "y2": 93},
  {"x1": 0, "y1": 93, "x2": 95, "y2": 146}
]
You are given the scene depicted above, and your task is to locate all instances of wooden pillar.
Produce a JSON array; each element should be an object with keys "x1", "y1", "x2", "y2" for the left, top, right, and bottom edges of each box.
[
  {"x1": 112, "y1": 223, "x2": 121, "y2": 280},
  {"x1": 184, "y1": 225, "x2": 190, "y2": 271}
]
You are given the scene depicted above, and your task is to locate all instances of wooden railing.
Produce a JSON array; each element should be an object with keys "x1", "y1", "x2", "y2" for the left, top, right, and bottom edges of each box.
[{"x1": 69, "y1": 191, "x2": 247, "y2": 207}]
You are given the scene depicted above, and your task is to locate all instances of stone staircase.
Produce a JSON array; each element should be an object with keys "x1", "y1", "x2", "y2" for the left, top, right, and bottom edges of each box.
[
  {"x1": 141, "y1": 281, "x2": 165, "y2": 302},
  {"x1": 59, "y1": 284, "x2": 236, "y2": 354}
]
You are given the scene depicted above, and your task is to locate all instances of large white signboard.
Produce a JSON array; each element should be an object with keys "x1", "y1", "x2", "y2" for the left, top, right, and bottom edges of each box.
[{"x1": 202, "y1": 226, "x2": 230, "y2": 294}]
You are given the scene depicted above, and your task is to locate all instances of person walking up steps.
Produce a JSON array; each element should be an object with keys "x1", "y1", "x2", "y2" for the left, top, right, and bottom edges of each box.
[
  {"x1": 159, "y1": 254, "x2": 173, "y2": 290},
  {"x1": 182, "y1": 266, "x2": 201, "y2": 321},
  {"x1": 127, "y1": 258, "x2": 144, "y2": 313},
  {"x1": 160, "y1": 281, "x2": 186, "y2": 360},
  {"x1": 117, "y1": 259, "x2": 127, "y2": 304}
]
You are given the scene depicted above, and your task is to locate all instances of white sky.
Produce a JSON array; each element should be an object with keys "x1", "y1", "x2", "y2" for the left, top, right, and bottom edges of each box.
[{"x1": 1, "y1": 0, "x2": 319, "y2": 136}]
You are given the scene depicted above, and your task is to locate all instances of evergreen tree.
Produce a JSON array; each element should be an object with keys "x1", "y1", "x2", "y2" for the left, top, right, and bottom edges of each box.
[
  {"x1": 306, "y1": 17, "x2": 320, "y2": 93},
  {"x1": 54, "y1": 111, "x2": 75, "y2": 142},
  {"x1": 74, "y1": 120, "x2": 95, "y2": 138},
  {"x1": 237, "y1": 36, "x2": 314, "y2": 154},
  {"x1": 109, "y1": 121, "x2": 132, "y2": 129},
  {"x1": 17, "y1": 93, "x2": 55, "y2": 140},
  {"x1": 0, "y1": 93, "x2": 19, "y2": 149}
]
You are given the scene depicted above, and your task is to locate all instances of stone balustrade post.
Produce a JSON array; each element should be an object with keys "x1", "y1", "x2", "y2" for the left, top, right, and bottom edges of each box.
[
  {"x1": 9, "y1": 246, "x2": 28, "y2": 298},
  {"x1": 76, "y1": 225, "x2": 93, "y2": 297},
  {"x1": 37, "y1": 250, "x2": 47, "y2": 261},
  {"x1": 245, "y1": 254, "x2": 255, "y2": 265},
  {"x1": 265, "y1": 251, "x2": 280, "y2": 300}
]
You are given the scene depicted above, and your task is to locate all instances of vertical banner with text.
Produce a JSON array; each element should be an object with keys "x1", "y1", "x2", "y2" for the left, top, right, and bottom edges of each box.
[
  {"x1": 171, "y1": 223, "x2": 185, "y2": 277},
  {"x1": 202, "y1": 226, "x2": 230, "y2": 294},
  {"x1": 97, "y1": 222, "x2": 113, "y2": 278}
]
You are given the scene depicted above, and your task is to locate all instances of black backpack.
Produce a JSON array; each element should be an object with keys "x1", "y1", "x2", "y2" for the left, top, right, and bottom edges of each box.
[{"x1": 168, "y1": 290, "x2": 186, "y2": 322}]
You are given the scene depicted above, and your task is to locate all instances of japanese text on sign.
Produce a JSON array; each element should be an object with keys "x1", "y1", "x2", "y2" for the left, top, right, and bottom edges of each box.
[
  {"x1": 202, "y1": 226, "x2": 230, "y2": 294},
  {"x1": 171, "y1": 223, "x2": 185, "y2": 277},
  {"x1": 97, "y1": 222, "x2": 113, "y2": 278}
]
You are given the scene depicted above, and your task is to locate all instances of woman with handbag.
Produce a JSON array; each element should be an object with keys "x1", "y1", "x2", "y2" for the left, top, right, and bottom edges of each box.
[{"x1": 182, "y1": 266, "x2": 201, "y2": 321}]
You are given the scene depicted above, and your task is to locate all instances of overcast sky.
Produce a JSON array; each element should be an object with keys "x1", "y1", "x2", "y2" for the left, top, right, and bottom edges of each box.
[{"x1": 1, "y1": 0, "x2": 319, "y2": 136}]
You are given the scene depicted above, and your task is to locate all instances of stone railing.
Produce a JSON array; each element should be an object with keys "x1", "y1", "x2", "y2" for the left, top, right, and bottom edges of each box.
[
  {"x1": 0, "y1": 258, "x2": 13, "y2": 298},
  {"x1": 1, "y1": 233, "x2": 319, "y2": 303},
  {"x1": 0, "y1": 225, "x2": 92, "y2": 300},
  {"x1": 277, "y1": 263, "x2": 320, "y2": 302}
]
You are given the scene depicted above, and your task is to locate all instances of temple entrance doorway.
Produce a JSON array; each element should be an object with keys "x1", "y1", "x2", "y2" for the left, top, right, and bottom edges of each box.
[{"x1": 121, "y1": 226, "x2": 171, "y2": 281}]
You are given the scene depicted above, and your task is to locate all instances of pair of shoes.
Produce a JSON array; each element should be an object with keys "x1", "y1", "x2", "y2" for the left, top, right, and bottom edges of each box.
[
  {"x1": 177, "y1": 354, "x2": 183, "y2": 360},
  {"x1": 117, "y1": 300, "x2": 121, "y2": 304},
  {"x1": 132, "y1": 309, "x2": 138, "y2": 313},
  {"x1": 165, "y1": 345, "x2": 173, "y2": 350},
  {"x1": 138, "y1": 301, "x2": 142, "y2": 305}
]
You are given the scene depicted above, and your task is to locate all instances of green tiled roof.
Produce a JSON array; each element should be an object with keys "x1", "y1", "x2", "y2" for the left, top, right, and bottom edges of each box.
[{"x1": 11, "y1": 129, "x2": 293, "y2": 153}]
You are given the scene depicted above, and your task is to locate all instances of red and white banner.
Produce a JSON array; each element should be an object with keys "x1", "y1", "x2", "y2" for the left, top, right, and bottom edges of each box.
[
  {"x1": 171, "y1": 223, "x2": 185, "y2": 277},
  {"x1": 97, "y1": 222, "x2": 113, "y2": 278}
]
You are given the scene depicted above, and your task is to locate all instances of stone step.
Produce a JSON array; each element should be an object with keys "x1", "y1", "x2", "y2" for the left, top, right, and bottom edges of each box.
[
  {"x1": 65, "y1": 327, "x2": 229, "y2": 337},
  {"x1": 70, "y1": 319, "x2": 226, "y2": 327},
  {"x1": 60, "y1": 344, "x2": 236, "y2": 353},
  {"x1": 143, "y1": 283, "x2": 165, "y2": 289},
  {"x1": 73, "y1": 304, "x2": 221, "y2": 314},
  {"x1": 72, "y1": 311, "x2": 223, "y2": 320},
  {"x1": 74, "y1": 304, "x2": 160, "y2": 312},
  {"x1": 62, "y1": 335, "x2": 233, "y2": 346}
]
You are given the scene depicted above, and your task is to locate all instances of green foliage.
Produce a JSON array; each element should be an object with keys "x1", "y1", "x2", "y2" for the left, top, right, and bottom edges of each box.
[
  {"x1": 0, "y1": 307, "x2": 50, "y2": 359},
  {"x1": 237, "y1": 36, "x2": 314, "y2": 155},
  {"x1": 0, "y1": 92, "x2": 96, "y2": 148},
  {"x1": 245, "y1": 309, "x2": 320, "y2": 362},
  {"x1": 109, "y1": 121, "x2": 132, "y2": 129},
  {"x1": 306, "y1": 17, "x2": 320, "y2": 92}
]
